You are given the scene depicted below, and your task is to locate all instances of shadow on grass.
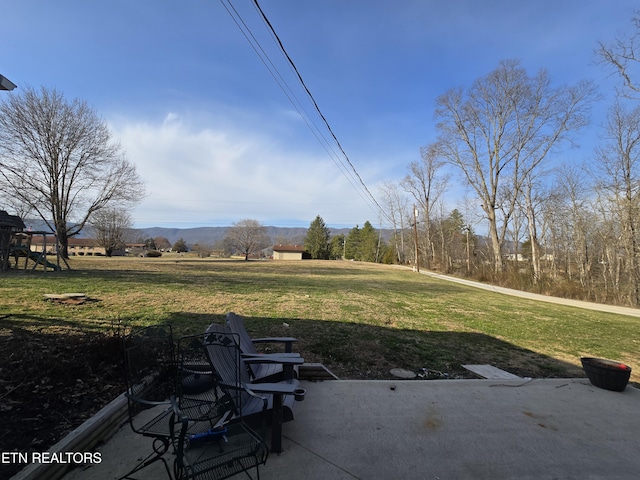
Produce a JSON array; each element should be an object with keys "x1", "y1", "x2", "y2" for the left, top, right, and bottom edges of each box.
[
  {"x1": 163, "y1": 312, "x2": 586, "y2": 381},
  {"x1": 0, "y1": 312, "x2": 119, "y2": 332},
  {"x1": 1, "y1": 310, "x2": 587, "y2": 381}
]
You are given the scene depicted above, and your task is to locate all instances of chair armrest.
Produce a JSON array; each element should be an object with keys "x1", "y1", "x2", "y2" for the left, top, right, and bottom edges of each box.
[
  {"x1": 240, "y1": 384, "x2": 269, "y2": 405},
  {"x1": 242, "y1": 381, "x2": 298, "y2": 395},
  {"x1": 251, "y1": 337, "x2": 297, "y2": 343},
  {"x1": 251, "y1": 337, "x2": 297, "y2": 353},
  {"x1": 242, "y1": 352, "x2": 301, "y2": 358},
  {"x1": 218, "y1": 382, "x2": 269, "y2": 413},
  {"x1": 170, "y1": 395, "x2": 185, "y2": 419},
  {"x1": 243, "y1": 355, "x2": 304, "y2": 366}
]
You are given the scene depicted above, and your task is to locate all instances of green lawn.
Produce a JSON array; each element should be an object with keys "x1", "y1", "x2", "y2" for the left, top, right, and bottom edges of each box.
[{"x1": 1, "y1": 255, "x2": 637, "y2": 381}]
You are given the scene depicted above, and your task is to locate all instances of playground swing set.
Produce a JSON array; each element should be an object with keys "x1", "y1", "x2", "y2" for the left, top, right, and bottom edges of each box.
[{"x1": 0, "y1": 210, "x2": 62, "y2": 273}]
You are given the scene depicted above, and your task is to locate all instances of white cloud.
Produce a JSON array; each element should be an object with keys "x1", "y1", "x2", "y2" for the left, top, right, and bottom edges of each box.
[
  {"x1": 163, "y1": 112, "x2": 182, "y2": 126},
  {"x1": 111, "y1": 114, "x2": 378, "y2": 228}
]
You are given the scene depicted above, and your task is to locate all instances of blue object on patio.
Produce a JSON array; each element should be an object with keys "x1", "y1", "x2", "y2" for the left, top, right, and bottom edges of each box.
[{"x1": 188, "y1": 426, "x2": 228, "y2": 445}]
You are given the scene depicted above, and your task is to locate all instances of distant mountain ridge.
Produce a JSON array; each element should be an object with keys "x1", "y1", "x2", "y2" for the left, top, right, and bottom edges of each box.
[
  {"x1": 20, "y1": 218, "x2": 390, "y2": 247},
  {"x1": 130, "y1": 225, "x2": 398, "y2": 247},
  {"x1": 131, "y1": 226, "x2": 313, "y2": 246}
]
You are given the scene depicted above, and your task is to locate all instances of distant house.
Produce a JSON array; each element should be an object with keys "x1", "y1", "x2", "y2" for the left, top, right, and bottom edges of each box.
[
  {"x1": 28, "y1": 236, "x2": 131, "y2": 256},
  {"x1": 272, "y1": 244, "x2": 306, "y2": 261},
  {"x1": 27, "y1": 236, "x2": 108, "y2": 256}
]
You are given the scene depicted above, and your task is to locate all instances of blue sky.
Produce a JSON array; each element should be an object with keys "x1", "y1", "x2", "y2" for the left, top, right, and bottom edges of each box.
[{"x1": 3, "y1": 1, "x2": 639, "y2": 229}]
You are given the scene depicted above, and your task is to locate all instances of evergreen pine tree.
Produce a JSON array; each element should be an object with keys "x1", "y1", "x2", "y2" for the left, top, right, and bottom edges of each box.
[{"x1": 304, "y1": 215, "x2": 331, "y2": 259}]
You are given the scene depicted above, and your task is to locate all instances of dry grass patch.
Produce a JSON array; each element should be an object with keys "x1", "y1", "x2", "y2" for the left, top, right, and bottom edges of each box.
[{"x1": 1, "y1": 255, "x2": 637, "y2": 382}]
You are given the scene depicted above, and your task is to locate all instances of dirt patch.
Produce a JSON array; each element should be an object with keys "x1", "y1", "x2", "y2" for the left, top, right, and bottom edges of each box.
[{"x1": 0, "y1": 322, "x2": 126, "y2": 478}]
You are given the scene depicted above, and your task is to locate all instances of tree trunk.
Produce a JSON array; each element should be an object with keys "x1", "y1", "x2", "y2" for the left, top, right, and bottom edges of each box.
[
  {"x1": 526, "y1": 194, "x2": 541, "y2": 284},
  {"x1": 487, "y1": 210, "x2": 503, "y2": 273},
  {"x1": 56, "y1": 226, "x2": 70, "y2": 259},
  {"x1": 624, "y1": 211, "x2": 640, "y2": 305}
]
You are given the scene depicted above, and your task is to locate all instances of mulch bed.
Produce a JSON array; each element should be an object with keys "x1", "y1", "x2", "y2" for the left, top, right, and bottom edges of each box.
[{"x1": 0, "y1": 323, "x2": 126, "y2": 478}]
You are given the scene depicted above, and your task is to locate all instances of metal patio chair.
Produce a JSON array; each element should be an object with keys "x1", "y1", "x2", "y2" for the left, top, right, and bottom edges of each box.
[
  {"x1": 121, "y1": 324, "x2": 178, "y2": 480},
  {"x1": 172, "y1": 333, "x2": 269, "y2": 479}
]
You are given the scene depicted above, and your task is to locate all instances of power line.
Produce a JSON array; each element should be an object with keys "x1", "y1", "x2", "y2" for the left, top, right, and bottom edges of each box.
[
  {"x1": 250, "y1": 0, "x2": 390, "y2": 222},
  {"x1": 219, "y1": 0, "x2": 367, "y2": 207},
  {"x1": 249, "y1": 1, "x2": 367, "y2": 193},
  {"x1": 220, "y1": 0, "x2": 393, "y2": 226}
]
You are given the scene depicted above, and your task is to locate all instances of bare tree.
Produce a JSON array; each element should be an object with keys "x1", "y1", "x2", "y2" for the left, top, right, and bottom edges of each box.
[
  {"x1": 401, "y1": 143, "x2": 449, "y2": 269},
  {"x1": 552, "y1": 164, "x2": 596, "y2": 292},
  {"x1": 435, "y1": 60, "x2": 597, "y2": 273},
  {"x1": 597, "y1": 10, "x2": 640, "y2": 98},
  {"x1": 224, "y1": 219, "x2": 270, "y2": 260},
  {"x1": 0, "y1": 86, "x2": 145, "y2": 259},
  {"x1": 519, "y1": 174, "x2": 549, "y2": 284},
  {"x1": 592, "y1": 102, "x2": 640, "y2": 305},
  {"x1": 592, "y1": 194, "x2": 623, "y2": 303},
  {"x1": 89, "y1": 208, "x2": 132, "y2": 257},
  {"x1": 433, "y1": 204, "x2": 468, "y2": 273},
  {"x1": 378, "y1": 181, "x2": 410, "y2": 264}
]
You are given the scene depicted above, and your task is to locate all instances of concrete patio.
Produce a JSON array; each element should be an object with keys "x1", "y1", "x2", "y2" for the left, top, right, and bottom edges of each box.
[{"x1": 61, "y1": 377, "x2": 640, "y2": 480}]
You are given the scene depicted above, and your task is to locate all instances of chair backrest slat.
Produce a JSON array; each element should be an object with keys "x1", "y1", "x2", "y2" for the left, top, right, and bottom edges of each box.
[
  {"x1": 226, "y1": 312, "x2": 258, "y2": 355},
  {"x1": 204, "y1": 324, "x2": 253, "y2": 407}
]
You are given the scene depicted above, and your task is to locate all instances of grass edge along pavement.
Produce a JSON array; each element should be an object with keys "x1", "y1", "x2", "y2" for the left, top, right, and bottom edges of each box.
[{"x1": 1, "y1": 256, "x2": 637, "y2": 382}]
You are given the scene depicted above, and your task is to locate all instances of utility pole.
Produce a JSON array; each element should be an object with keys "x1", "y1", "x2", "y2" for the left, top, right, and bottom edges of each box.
[
  {"x1": 413, "y1": 205, "x2": 420, "y2": 273},
  {"x1": 466, "y1": 225, "x2": 471, "y2": 276}
]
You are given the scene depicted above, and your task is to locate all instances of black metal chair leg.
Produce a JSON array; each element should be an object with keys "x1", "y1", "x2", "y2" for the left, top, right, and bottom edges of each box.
[{"x1": 118, "y1": 437, "x2": 172, "y2": 480}]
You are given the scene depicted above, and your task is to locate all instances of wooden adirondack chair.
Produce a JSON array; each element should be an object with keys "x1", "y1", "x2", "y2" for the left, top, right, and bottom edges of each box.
[
  {"x1": 225, "y1": 312, "x2": 300, "y2": 383},
  {"x1": 203, "y1": 324, "x2": 306, "y2": 453}
]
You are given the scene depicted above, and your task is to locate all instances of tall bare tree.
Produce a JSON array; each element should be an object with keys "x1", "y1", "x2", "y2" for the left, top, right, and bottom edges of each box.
[
  {"x1": 89, "y1": 208, "x2": 132, "y2": 257},
  {"x1": 552, "y1": 164, "x2": 596, "y2": 291},
  {"x1": 378, "y1": 181, "x2": 410, "y2": 264},
  {"x1": 224, "y1": 219, "x2": 270, "y2": 260},
  {"x1": 592, "y1": 102, "x2": 640, "y2": 305},
  {"x1": 435, "y1": 60, "x2": 596, "y2": 272},
  {"x1": 401, "y1": 143, "x2": 449, "y2": 269},
  {"x1": 0, "y1": 86, "x2": 145, "y2": 259},
  {"x1": 519, "y1": 174, "x2": 548, "y2": 283}
]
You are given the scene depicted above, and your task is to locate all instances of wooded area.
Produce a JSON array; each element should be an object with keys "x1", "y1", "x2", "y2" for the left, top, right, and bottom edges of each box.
[{"x1": 376, "y1": 12, "x2": 640, "y2": 307}]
